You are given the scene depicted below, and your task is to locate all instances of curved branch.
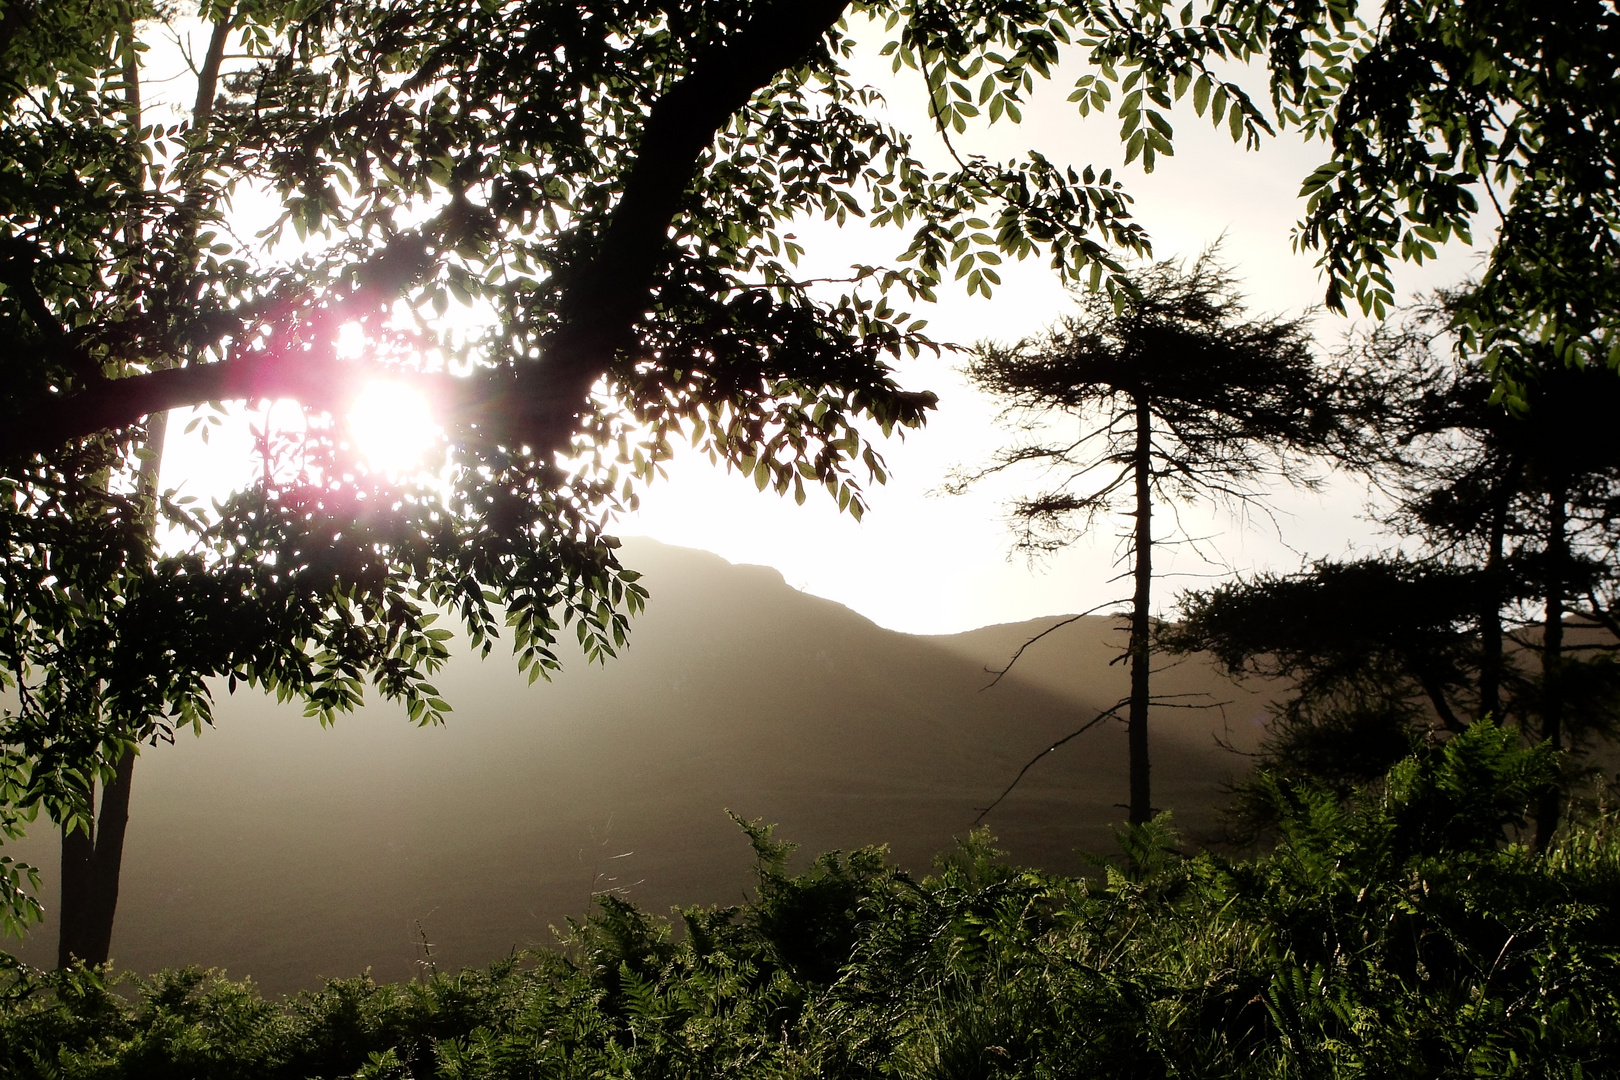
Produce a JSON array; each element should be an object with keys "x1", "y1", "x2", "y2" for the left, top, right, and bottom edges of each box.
[
  {"x1": 982, "y1": 601, "x2": 1121, "y2": 689},
  {"x1": 1, "y1": 0, "x2": 853, "y2": 462},
  {"x1": 972, "y1": 699, "x2": 1128, "y2": 826},
  {"x1": 1416, "y1": 668, "x2": 1464, "y2": 733}
]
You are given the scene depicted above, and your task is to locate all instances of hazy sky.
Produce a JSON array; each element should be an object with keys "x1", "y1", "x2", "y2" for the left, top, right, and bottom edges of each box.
[
  {"x1": 615, "y1": 29, "x2": 1484, "y2": 634},
  {"x1": 154, "y1": 14, "x2": 1485, "y2": 636}
]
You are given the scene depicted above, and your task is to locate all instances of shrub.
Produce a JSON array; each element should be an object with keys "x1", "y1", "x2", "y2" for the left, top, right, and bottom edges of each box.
[{"x1": 3, "y1": 721, "x2": 1615, "y2": 1078}]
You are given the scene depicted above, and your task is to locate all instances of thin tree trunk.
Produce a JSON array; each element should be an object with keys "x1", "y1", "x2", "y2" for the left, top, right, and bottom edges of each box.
[
  {"x1": 1128, "y1": 394, "x2": 1153, "y2": 827},
  {"x1": 55, "y1": 414, "x2": 167, "y2": 968},
  {"x1": 57, "y1": 794, "x2": 96, "y2": 969},
  {"x1": 56, "y1": 4, "x2": 146, "y2": 971},
  {"x1": 1478, "y1": 460, "x2": 1513, "y2": 721},
  {"x1": 80, "y1": 751, "x2": 135, "y2": 964},
  {"x1": 57, "y1": 753, "x2": 136, "y2": 968},
  {"x1": 1534, "y1": 480, "x2": 1567, "y2": 850},
  {"x1": 1418, "y1": 669, "x2": 1463, "y2": 733}
]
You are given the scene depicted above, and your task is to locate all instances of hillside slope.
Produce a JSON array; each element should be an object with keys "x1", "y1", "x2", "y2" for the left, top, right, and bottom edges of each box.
[{"x1": 6, "y1": 540, "x2": 1273, "y2": 993}]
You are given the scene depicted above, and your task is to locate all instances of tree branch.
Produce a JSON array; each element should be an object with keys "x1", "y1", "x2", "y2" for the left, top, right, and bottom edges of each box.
[
  {"x1": 972, "y1": 699, "x2": 1129, "y2": 826},
  {"x1": 981, "y1": 602, "x2": 1120, "y2": 689},
  {"x1": 0, "y1": 0, "x2": 852, "y2": 462},
  {"x1": 191, "y1": 10, "x2": 231, "y2": 131},
  {"x1": 1416, "y1": 668, "x2": 1464, "y2": 733},
  {"x1": 512, "y1": 0, "x2": 853, "y2": 454}
]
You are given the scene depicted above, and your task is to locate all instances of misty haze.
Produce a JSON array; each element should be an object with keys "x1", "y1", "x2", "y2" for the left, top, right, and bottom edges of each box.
[
  {"x1": 6, "y1": 1, "x2": 1619, "y2": 1074},
  {"x1": 8, "y1": 539, "x2": 1271, "y2": 993}
]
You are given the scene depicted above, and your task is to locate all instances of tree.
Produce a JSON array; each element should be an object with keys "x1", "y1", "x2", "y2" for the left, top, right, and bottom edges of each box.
[
  {"x1": 1368, "y1": 309, "x2": 1620, "y2": 751},
  {"x1": 1286, "y1": 0, "x2": 1620, "y2": 385},
  {"x1": 6, "y1": 0, "x2": 1619, "y2": 966},
  {"x1": 959, "y1": 252, "x2": 1340, "y2": 826},
  {"x1": 1168, "y1": 301, "x2": 1620, "y2": 843},
  {"x1": 1167, "y1": 557, "x2": 1498, "y2": 804},
  {"x1": 1067, "y1": 0, "x2": 1620, "y2": 394},
  {"x1": 1, "y1": 0, "x2": 1186, "y2": 966}
]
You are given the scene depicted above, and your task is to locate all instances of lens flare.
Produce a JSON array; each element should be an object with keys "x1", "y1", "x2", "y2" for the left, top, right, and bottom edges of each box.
[
  {"x1": 333, "y1": 321, "x2": 369, "y2": 359},
  {"x1": 348, "y1": 381, "x2": 437, "y2": 472}
]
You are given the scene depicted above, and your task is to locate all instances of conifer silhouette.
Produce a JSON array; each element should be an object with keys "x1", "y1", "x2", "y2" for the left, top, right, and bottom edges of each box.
[{"x1": 961, "y1": 250, "x2": 1342, "y2": 825}]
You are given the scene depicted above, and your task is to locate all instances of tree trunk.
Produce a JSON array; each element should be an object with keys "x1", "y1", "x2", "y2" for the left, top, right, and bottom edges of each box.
[
  {"x1": 1128, "y1": 394, "x2": 1153, "y2": 827},
  {"x1": 1478, "y1": 460, "x2": 1514, "y2": 721},
  {"x1": 51, "y1": 3, "x2": 224, "y2": 968},
  {"x1": 56, "y1": 753, "x2": 135, "y2": 968},
  {"x1": 55, "y1": 402, "x2": 162, "y2": 966},
  {"x1": 1534, "y1": 480, "x2": 1567, "y2": 850},
  {"x1": 58, "y1": 14, "x2": 151, "y2": 951},
  {"x1": 57, "y1": 794, "x2": 95, "y2": 969},
  {"x1": 83, "y1": 751, "x2": 135, "y2": 964}
]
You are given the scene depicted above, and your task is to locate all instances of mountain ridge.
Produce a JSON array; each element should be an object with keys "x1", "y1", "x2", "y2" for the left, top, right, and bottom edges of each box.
[{"x1": 5, "y1": 538, "x2": 1273, "y2": 993}]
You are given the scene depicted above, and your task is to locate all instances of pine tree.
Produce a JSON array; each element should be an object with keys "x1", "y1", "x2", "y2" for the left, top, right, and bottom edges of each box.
[{"x1": 960, "y1": 251, "x2": 1343, "y2": 826}]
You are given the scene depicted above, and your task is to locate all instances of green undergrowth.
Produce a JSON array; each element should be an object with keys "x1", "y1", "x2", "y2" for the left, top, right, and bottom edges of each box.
[{"x1": 3, "y1": 720, "x2": 1617, "y2": 1078}]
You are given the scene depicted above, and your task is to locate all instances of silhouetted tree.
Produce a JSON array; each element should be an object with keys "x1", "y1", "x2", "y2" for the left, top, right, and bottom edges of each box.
[
  {"x1": 13, "y1": 0, "x2": 1620, "y2": 965},
  {"x1": 0, "y1": 0, "x2": 1250, "y2": 966},
  {"x1": 1169, "y1": 557, "x2": 1486, "y2": 781},
  {"x1": 1345, "y1": 311, "x2": 1620, "y2": 847},
  {"x1": 1170, "y1": 301, "x2": 1620, "y2": 844},
  {"x1": 960, "y1": 251, "x2": 1343, "y2": 826}
]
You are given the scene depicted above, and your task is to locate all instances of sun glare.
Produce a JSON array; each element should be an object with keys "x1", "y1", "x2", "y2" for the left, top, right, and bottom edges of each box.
[
  {"x1": 333, "y1": 321, "x2": 369, "y2": 360},
  {"x1": 348, "y1": 380, "x2": 438, "y2": 473}
]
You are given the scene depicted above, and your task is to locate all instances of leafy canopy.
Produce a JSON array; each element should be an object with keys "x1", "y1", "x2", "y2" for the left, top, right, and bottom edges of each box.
[
  {"x1": 959, "y1": 250, "x2": 1334, "y2": 555},
  {"x1": 4, "y1": 0, "x2": 1615, "y2": 933},
  {"x1": 0, "y1": 0, "x2": 1201, "y2": 933}
]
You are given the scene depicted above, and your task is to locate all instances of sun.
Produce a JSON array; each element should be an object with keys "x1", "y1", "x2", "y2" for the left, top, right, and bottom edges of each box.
[{"x1": 347, "y1": 380, "x2": 438, "y2": 473}]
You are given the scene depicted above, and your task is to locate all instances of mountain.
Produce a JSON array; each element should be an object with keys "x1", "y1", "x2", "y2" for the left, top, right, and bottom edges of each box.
[{"x1": 4, "y1": 539, "x2": 1275, "y2": 994}]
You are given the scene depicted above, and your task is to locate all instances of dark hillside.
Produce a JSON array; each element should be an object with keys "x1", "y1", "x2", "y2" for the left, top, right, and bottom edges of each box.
[{"x1": 4, "y1": 540, "x2": 1271, "y2": 993}]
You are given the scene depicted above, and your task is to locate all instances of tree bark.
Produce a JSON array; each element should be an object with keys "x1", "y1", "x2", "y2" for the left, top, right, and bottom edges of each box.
[
  {"x1": 53, "y1": 357, "x2": 169, "y2": 969},
  {"x1": 60, "y1": 411, "x2": 165, "y2": 966},
  {"x1": 1128, "y1": 393, "x2": 1153, "y2": 827},
  {"x1": 81, "y1": 752, "x2": 135, "y2": 965},
  {"x1": 56, "y1": 793, "x2": 95, "y2": 969},
  {"x1": 1478, "y1": 458, "x2": 1514, "y2": 721},
  {"x1": 1417, "y1": 669, "x2": 1463, "y2": 733},
  {"x1": 53, "y1": 2, "x2": 152, "y2": 972},
  {"x1": 1534, "y1": 478, "x2": 1567, "y2": 850},
  {"x1": 56, "y1": 753, "x2": 135, "y2": 968}
]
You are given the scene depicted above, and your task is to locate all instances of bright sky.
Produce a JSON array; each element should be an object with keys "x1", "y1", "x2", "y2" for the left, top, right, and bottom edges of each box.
[
  {"x1": 611, "y1": 32, "x2": 1484, "y2": 633},
  {"x1": 154, "y1": 14, "x2": 1484, "y2": 636}
]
